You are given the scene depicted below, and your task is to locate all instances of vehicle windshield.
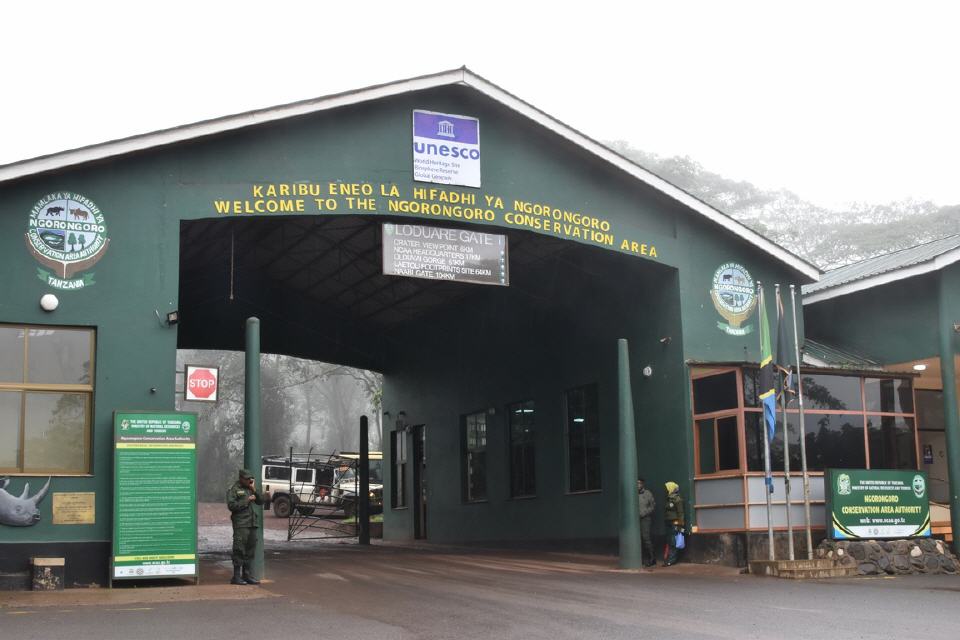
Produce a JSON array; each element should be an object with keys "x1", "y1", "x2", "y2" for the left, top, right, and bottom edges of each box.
[{"x1": 337, "y1": 461, "x2": 384, "y2": 484}]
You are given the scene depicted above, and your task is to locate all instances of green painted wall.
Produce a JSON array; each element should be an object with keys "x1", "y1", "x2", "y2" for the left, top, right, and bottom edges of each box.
[
  {"x1": 804, "y1": 273, "x2": 939, "y2": 364},
  {"x1": 0, "y1": 83, "x2": 810, "y2": 558}
]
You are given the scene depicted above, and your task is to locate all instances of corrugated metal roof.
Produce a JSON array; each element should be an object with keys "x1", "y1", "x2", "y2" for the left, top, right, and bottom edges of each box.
[
  {"x1": 802, "y1": 339, "x2": 884, "y2": 371},
  {"x1": 803, "y1": 234, "x2": 960, "y2": 296}
]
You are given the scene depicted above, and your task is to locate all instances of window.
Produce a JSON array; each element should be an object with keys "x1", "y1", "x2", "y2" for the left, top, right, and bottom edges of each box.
[
  {"x1": 294, "y1": 468, "x2": 314, "y2": 483},
  {"x1": 508, "y1": 401, "x2": 536, "y2": 497},
  {"x1": 868, "y1": 416, "x2": 917, "y2": 469},
  {"x1": 693, "y1": 371, "x2": 742, "y2": 475},
  {"x1": 0, "y1": 325, "x2": 94, "y2": 474},
  {"x1": 391, "y1": 430, "x2": 407, "y2": 508},
  {"x1": 264, "y1": 465, "x2": 291, "y2": 481},
  {"x1": 566, "y1": 385, "x2": 601, "y2": 492},
  {"x1": 463, "y1": 412, "x2": 487, "y2": 502}
]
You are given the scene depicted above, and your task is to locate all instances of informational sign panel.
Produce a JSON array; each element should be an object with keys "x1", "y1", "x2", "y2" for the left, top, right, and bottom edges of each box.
[
  {"x1": 412, "y1": 109, "x2": 481, "y2": 187},
  {"x1": 825, "y1": 469, "x2": 931, "y2": 540},
  {"x1": 383, "y1": 223, "x2": 508, "y2": 286},
  {"x1": 112, "y1": 411, "x2": 198, "y2": 581},
  {"x1": 185, "y1": 365, "x2": 219, "y2": 402}
]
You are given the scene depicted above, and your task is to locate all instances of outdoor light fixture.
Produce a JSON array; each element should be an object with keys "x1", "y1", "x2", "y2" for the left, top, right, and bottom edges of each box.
[
  {"x1": 913, "y1": 364, "x2": 928, "y2": 372},
  {"x1": 39, "y1": 293, "x2": 59, "y2": 312},
  {"x1": 659, "y1": 336, "x2": 671, "y2": 344},
  {"x1": 642, "y1": 366, "x2": 654, "y2": 377},
  {"x1": 155, "y1": 309, "x2": 180, "y2": 327}
]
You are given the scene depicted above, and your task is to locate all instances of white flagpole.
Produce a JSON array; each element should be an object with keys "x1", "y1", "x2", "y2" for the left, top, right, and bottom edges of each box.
[
  {"x1": 791, "y1": 284, "x2": 814, "y2": 559},
  {"x1": 778, "y1": 284, "x2": 794, "y2": 561},
  {"x1": 759, "y1": 283, "x2": 774, "y2": 561}
]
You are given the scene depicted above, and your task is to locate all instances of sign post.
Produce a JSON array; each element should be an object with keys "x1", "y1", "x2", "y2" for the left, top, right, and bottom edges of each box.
[
  {"x1": 112, "y1": 411, "x2": 198, "y2": 584},
  {"x1": 825, "y1": 469, "x2": 931, "y2": 540},
  {"x1": 185, "y1": 365, "x2": 219, "y2": 402},
  {"x1": 382, "y1": 223, "x2": 508, "y2": 286}
]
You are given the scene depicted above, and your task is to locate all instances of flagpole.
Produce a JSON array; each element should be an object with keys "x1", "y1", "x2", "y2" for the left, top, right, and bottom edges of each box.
[
  {"x1": 759, "y1": 283, "x2": 774, "y2": 561},
  {"x1": 791, "y1": 284, "x2": 814, "y2": 559},
  {"x1": 777, "y1": 284, "x2": 795, "y2": 561}
]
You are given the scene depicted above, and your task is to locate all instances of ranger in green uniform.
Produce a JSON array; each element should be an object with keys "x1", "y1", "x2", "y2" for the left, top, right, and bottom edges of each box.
[
  {"x1": 637, "y1": 478, "x2": 656, "y2": 568},
  {"x1": 226, "y1": 468, "x2": 263, "y2": 585}
]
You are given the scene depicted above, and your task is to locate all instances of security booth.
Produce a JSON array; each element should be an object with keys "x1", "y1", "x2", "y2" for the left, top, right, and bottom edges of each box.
[
  {"x1": 0, "y1": 68, "x2": 817, "y2": 588},
  {"x1": 803, "y1": 236, "x2": 960, "y2": 549}
]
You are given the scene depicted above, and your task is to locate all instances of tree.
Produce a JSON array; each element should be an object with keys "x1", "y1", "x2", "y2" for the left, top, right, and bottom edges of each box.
[{"x1": 67, "y1": 232, "x2": 76, "y2": 251}]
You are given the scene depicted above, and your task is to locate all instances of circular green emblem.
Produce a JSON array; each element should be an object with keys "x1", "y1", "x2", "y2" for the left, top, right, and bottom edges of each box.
[
  {"x1": 837, "y1": 473, "x2": 851, "y2": 495},
  {"x1": 912, "y1": 474, "x2": 926, "y2": 499},
  {"x1": 709, "y1": 262, "x2": 757, "y2": 335},
  {"x1": 26, "y1": 192, "x2": 110, "y2": 290}
]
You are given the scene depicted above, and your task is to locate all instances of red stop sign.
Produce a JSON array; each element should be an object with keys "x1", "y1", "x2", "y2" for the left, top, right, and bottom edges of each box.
[{"x1": 187, "y1": 367, "x2": 217, "y2": 400}]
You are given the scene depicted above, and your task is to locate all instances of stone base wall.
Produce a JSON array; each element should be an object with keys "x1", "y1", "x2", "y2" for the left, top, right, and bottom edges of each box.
[{"x1": 817, "y1": 538, "x2": 958, "y2": 576}]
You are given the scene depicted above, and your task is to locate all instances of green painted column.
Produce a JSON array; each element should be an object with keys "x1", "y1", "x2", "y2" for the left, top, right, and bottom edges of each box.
[
  {"x1": 618, "y1": 339, "x2": 642, "y2": 569},
  {"x1": 244, "y1": 317, "x2": 264, "y2": 578},
  {"x1": 937, "y1": 273, "x2": 960, "y2": 554}
]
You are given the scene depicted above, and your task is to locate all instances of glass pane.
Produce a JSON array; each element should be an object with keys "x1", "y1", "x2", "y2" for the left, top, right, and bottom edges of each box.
[
  {"x1": 801, "y1": 374, "x2": 862, "y2": 411},
  {"x1": 0, "y1": 391, "x2": 22, "y2": 469},
  {"x1": 917, "y1": 389, "x2": 945, "y2": 431},
  {"x1": 745, "y1": 412, "x2": 765, "y2": 472},
  {"x1": 864, "y1": 378, "x2": 914, "y2": 414},
  {"x1": 265, "y1": 466, "x2": 291, "y2": 481},
  {"x1": 466, "y1": 451, "x2": 486, "y2": 501},
  {"x1": 508, "y1": 401, "x2": 536, "y2": 497},
  {"x1": 294, "y1": 469, "x2": 313, "y2": 483},
  {"x1": 566, "y1": 385, "x2": 600, "y2": 491},
  {"x1": 742, "y1": 368, "x2": 760, "y2": 408},
  {"x1": 0, "y1": 327, "x2": 25, "y2": 383},
  {"x1": 466, "y1": 412, "x2": 486, "y2": 451},
  {"x1": 717, "y1": 416, "x2": 740, "y2": 471},
  {"x1": 27, "y1": 328, "x2": 93, "y2": 384},
  {"x1": 23, "y1": 392, "x2": 88, "y2": 473},
  {"x1": 868, "y1": 416, "x2": 917, "y2": 470},
  {"x1": 693, "y1": 372, "x2": 738, "y2": 414},
  {"x1": 697, "y1": 419, "x2": 716, "y2": 474},
  {"x1": 803, "y1": 413, "x2": 866, "y2": 471}
]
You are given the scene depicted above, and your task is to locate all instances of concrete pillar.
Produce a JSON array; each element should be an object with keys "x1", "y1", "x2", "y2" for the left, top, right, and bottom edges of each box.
[
  {"x1": 244, "y1": 317, "x2": 264, "y2": 578},
  {"x1": 618, "y1": 339, "x2": 642, "y2": 569}
]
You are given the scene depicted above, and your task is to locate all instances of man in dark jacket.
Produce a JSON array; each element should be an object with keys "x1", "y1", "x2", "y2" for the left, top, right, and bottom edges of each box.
[
  {"x1": 226, "y1": 468, "x2": 263, "y2": 585},
  {"x1": 637, "y1": 478, "x2": 656, "y2": 568}
]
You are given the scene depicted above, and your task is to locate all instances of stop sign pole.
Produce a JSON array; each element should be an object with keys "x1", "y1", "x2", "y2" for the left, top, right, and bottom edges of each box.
[{"x1": 184, "y1": 365, "x2": 219, "y2": 403}]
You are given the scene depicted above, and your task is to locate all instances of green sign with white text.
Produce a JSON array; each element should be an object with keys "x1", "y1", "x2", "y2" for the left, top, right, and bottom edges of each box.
[
  {"x1": 112, "y1": 411, "x2": 198, "y2": 581},
  {"x1": 825, "y1": 468, "x2": 930, "y2": 540}
]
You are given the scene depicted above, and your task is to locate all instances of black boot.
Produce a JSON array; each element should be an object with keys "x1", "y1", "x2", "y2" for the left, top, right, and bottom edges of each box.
[
  {"x1": 242, "y1": 565, "x2": 260, "y2": 585},
  {"x1": 230, "y1": 564, "x2": 245, "y2": 585}
]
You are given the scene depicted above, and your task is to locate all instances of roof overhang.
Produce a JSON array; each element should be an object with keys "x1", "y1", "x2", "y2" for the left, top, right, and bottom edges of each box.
[
  {"x1": 804, "y1": 245, "x2": 960, "y2": 304},
  {"x1": 0, "y1": 67, "x2": 819, "y2": 281}
]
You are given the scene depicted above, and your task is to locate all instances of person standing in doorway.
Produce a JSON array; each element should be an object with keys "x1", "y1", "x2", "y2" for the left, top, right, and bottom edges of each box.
[
  {"x1": 637, "y1": 478, "x2": 656, "y2": 568},
  {"x1": 226, "y1": 468, "x2": 263, "y2": 585},
  {"x1": 663, "y1": 481, "x2": 685, "y2": 566}
]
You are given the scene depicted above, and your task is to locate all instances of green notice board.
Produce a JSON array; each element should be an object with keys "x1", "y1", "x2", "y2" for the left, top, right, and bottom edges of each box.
[
  {"x1": 825, "y1": 469, "x2": 931, "y2": 540},
  {"x1": 112, "y1": 411, "x2": 198, "y2": 581}
]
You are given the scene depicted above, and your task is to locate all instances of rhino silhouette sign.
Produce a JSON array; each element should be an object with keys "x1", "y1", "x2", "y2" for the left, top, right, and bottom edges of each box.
[{"x1": 0, "y1": 477, "x2": 51, "y2": 527}]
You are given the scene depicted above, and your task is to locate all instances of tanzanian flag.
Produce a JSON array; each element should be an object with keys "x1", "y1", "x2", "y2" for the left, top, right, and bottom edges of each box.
[
  {"x1": 775, "y1": 286, "x2": 795, "y2": 400},
  {"x1": 758, "y1": 287, "x2": 776, "y2": 442}
]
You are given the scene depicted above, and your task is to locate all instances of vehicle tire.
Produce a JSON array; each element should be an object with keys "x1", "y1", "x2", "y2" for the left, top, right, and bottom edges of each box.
[
  {"x1": 296, "y1": 506, "x2": 316, "y2": 516},
  {"x1": 273, "y1": 495, "x2": 291, "y2": 518},
  {"x1": 342, "y1": 501, "x2": 356, "y2": 519}
]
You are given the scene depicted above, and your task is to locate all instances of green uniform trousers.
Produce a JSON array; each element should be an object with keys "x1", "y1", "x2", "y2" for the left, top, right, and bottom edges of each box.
[
  {"x1": 232, "y1": 526, "x2": 258, "y2": 568},
  {"x1": 639, "y1": 516, "x2": 654, "y2": 564}
]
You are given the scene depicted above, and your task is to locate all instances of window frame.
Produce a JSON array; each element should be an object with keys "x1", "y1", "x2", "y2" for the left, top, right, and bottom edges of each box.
[
  {"x1": 564, "y1": 383, "x2": 602, "y2": 494},
  {"x1": 0, "y1": 324, "x2": 95, "y2": 476},
  {"x1": 461, "y1": 410, "x2": 489, "y2": 503},
  {"x1": 506, "y1": 399, "x2": 536, "y2": 499},
  {"x1": 391, "y1": 429, "x2": 407, "y2": 509}
]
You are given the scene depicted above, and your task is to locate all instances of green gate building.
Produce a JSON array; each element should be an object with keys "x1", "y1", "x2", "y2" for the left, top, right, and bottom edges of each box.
[{"x1": 0, "y1": 69, "x2": 824, "y2": 587}]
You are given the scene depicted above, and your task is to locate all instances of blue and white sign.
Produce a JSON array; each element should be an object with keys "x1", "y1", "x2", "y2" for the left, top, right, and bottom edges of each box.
[{"x1": 412, "y1": 109, "x2": 481, "y2": 188}]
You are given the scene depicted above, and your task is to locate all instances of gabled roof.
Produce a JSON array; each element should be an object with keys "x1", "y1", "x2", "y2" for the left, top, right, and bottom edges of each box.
[
  {"x1": 0, "y1": 67, "x2": 819, "y2": 280},
  {"x1": 803, "y1": 234, "x2": 960, "y2": 304}
]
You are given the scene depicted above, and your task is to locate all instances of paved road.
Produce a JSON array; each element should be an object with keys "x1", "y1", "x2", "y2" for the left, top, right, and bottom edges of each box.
[{"x1": 3, "y1": 544, "x2": 959, "y2": 640}]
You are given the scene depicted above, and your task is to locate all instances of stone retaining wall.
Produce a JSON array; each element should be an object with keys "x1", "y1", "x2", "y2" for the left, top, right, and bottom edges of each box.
[{"x1": 817, "y1": 538, "x2": 958, "y2": 576}]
